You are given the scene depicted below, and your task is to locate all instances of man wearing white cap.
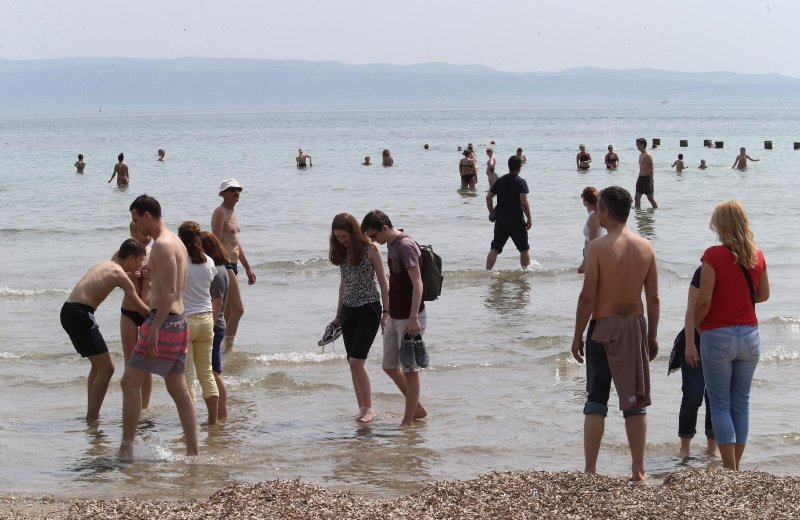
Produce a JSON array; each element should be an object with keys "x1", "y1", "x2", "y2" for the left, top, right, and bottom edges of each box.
[{"x1": 212, "y1": 179, "x2": 256, "y2": 352}]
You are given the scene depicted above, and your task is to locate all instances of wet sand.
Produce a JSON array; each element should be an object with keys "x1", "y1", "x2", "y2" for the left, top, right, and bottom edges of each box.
[{"x1": 3, "y1": 469, "x2": 799, "y2": 519}]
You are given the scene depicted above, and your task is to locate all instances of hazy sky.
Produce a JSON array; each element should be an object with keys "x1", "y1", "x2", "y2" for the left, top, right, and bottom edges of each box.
[{"x1": 2, "y1": 0, "x2": 798, "y2": 77}]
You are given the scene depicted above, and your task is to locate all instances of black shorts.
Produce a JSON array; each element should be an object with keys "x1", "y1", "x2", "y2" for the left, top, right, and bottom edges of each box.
[
  {"x1": 224, "y1": 262, "x2": 239, "y2": 276},
  {"x1": 460, "y1": 173, "x2": 476, "y2": 184},
  {"x1": 341, "y1": 301, "x2": 381, "y2": 360},
  {"x1": 60, "y1": 302, "x2": 109, "y2": 358},
  {"x1": 121, "y1": 307, "x2": 146, "y2": 327},
  {"x1": 635, "y1": 176, "x2": 653, "y2": 195},
  {"x1": 491, "y1": 218, "x2": 529, "y2": 254}
]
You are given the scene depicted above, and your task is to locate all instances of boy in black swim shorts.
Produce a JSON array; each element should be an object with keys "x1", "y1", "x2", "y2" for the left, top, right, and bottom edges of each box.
[{"x1": 60, "y1": 239, "x2": 149, "y2": 424}]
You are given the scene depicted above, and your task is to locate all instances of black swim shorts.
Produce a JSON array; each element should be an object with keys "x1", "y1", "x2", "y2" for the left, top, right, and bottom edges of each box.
[
  {"x1": 491, "y1": 218, "x2": 529, "y2": 254},
  {"x1": 121, "y1": 307, "x2": 146, "y2": 327},
  {"x1": 60, "y1": 302, "x2": 109, "y2": 358},
  {"x1": 635, "y1": 175, "x2": 653, "y2": 195},
  {"x1": 224, "y1": 262, "x2": 239, "y2": 276}
]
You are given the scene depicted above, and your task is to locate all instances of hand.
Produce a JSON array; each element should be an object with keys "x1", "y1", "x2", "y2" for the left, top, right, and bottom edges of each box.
[
  {"x1": 405, "y1": 316, "x2": 421, "y2": 337},
  {"x1": 330, "y1": 316, "x2": 341, "y2": 327},
  {"x1": 246, "y1": 267, "x2": 256, "y2": 285},
  {"x1": 571, "y1": 337, "x2": 585, "y2": 364},
  {"x1": 138, "y1": 265, "x2": 151, "y2": 280},
  {"x1": 146, "y1": 328, "x2": 159, "y2": 357},
  {"x1": 525, "y1": 219, "x2": 532, "y2": 230},
  {"x1": 647, "y1": 337, "x2": 659, "y2": 362},
  {"x1": 684, "y1": 343, "x2": 699, "y2": 368},
  {"x1": 488, "y1": 210, "x2": 496, "y2": 223},
  {"x1": 380, "y1": 312, "x2": 389, "y2": 333}
]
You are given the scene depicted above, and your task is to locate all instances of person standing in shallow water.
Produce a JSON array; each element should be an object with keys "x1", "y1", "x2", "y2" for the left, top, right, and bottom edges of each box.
[
  {"x1": 694, "y1": 200, "x2": 769, "y2": 471},
  {"x1": 485, "y1": 148, "x2": 498, "y2": 188},
  {"x1": 577, "y1": 187, "x2": 606, "y2": 274},
  {"x1": 382, "y1": 149, "x2": 394, "y2": 167},
  {"x1": 360, "y1": 210, "x2": 428, "y2": 427},
  {"x1": 296, "y1": 148, "x2": 312, "y2": 168},
  {"x1": 576, "y1": 145, "x2": 592, "y2": 170},
  {"x1": 108, "y1": 153, "x2": 129, "y2": 186},
  {"x1": 485, "y1": 155, "x2": 531, "y2": 270},
  {"x1": 604, "y1": 145, "x2": 619, "y2": 170},
  {"x1": 732, "y1": 147, "x2": 758, "y2": 170},
  {"x1": 327, "y1": 213, "x2": 390, "y2": 423},
  {"x1": 571, "y1": 186, "x2": 660, "y2": 481},
  {"x1": 74, "y1": 154, "x2": 86, "y2": 173},
  {"x1": 634, "y1": 138, "x2": 657, "y2": 209},
  {"x1": 459, "y1": 150, "x2": 478, "y2": 190}
]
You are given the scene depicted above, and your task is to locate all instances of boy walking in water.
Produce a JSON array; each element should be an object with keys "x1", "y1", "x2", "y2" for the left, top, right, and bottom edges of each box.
[
  {"x1": 635, "y1": 138, "x2": 657, "y2": 209},
  {"x1": 672, "y1": 154, "x2": 686, "y2": 173},
  {"x1": 361, "y1": 210, "x2": 428, "y2": 427},
  {"x1": 571, "y1": 186, "x2": 660, "y2": 481},
  {"x1": 60, "y1": 239, "x2": 149, "y2": 424},
  {"x1": 119, "y1": 194, "x2": 198, "y2": 461}
]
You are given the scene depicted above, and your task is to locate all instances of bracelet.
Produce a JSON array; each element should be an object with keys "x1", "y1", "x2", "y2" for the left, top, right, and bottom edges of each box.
[{"x1": 382, "y1": 310, "x2": 389, "y2": 314}]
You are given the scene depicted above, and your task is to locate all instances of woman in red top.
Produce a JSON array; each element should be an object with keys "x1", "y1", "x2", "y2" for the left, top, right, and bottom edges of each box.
[{"x1": 695, "y1": 200, "x2": 770, "y2": 471}]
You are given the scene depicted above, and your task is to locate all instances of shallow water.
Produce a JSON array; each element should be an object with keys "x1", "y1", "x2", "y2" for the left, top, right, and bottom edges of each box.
[{"x1": 1, "y1": 102, "x2": 799, "y2": 499}]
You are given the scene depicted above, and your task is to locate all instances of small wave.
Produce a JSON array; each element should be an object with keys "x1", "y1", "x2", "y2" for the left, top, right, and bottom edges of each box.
[
  {"x1": 252, "y1": 350, "x2": 345, "y2": 366},
  {"x1": 762, "y1": 345, "x2": 800, "y2": 362},
  {"x1": 767, "y1": 316, "x2": 800, "y2": 325},
  {"x1": 0, "y1": 287, "x2": 70, "y2": 298},
  {"x1": 0, "y1": 351, "x2": 32, "y2": 359},
  {"x1": 256, "y1": 258, "x2": 331, "y2": 271}
]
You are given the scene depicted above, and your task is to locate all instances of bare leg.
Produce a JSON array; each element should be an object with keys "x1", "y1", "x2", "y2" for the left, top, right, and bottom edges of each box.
[
  {"x1": 460, "y1": 177, "x2": 469, "y2": 190},
  {"x1": 224, "y1": 270, "x2": 243, "y2": 351},
  {"x1": 384, "y1": 368, "x2": 427, "y2": 420},
  {"x1": 119, "y1": 366, "x2": 148, "y2": 461},
  {"x1": 213, "y1": 373, "x2": 228, "y2": 421},
  {"x1": 204, "y1": 396, "x2": 219, "y2": 425},
  {"x1": 583, "y1": 414, "x2": 604, "y2": 473},
  {"x1": 86, "y1": 353, "x2": 114, "y2": 423},
  {"x1": 634, "y1": 193, "x2": 642, "y2": 209},
  {"x1": 625, "y1": 415, "x2": 648, "y2": 481},
  {"x1": 707, "y1": 437, "x2": 718, "y2": 458},
  {"x1": 164, "y1": 372, "x2": 199, "y2": 456},
  {"x1": 486, "y1": 249, "x2": 499, "y2": 270},
  {"x1": 121, "y1": 318, "x2": 152, "y2": 409},
  {"x1": 679, "y1": 437, "x2": 691, "y2": 459},
  {"x1": 718, "y1": 443, "x2": 736, "y2": 470},
  {"x1": 400, "y1": 372, "x2": 421, "y2": 427},
  {"x1": 734, "y1": 443, "x2": 746, "y2": 470},
  {"x1": 647, "y1": 194, "x2": 658, "y2": 209},
  {"x1": 349, "y1": 358, "x2": 372, "y2": 419},
  {"x1": 468, "y1": 176, "x2": 477, "y2": 190},
  {"x1": 520, "y1": 250, "x2": 530, "y2": 268}
]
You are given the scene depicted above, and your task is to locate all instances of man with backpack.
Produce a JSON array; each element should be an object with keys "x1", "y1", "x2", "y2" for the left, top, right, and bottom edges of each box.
[
  {"x1": 361, "y1": 210, "x2": 429, "y2": 427},
  {"x1": 486, "y1": 154, "x2": 532, "y2": 269}
]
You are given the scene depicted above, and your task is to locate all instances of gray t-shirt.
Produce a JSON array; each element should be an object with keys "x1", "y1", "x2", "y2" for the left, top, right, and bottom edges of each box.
[{"x1": 210, "y1": 264, "x2": 229, "y2": 329}]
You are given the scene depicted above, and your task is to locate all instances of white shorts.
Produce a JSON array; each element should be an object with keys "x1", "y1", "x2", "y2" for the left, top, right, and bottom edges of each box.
[{"x1": 382, "y1": 310, "x2": 427, "y2": 373}]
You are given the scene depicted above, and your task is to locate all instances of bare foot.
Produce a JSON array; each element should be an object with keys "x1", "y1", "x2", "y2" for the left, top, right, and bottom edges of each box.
[
  {"x1": 85, "y1": 417, "x2": 100, "y2": 427},
  {"x1": 413, "y1": 404, "x2": 428, "y2": 420},
  {"x1": 117, "y1": 441, "x2": 134, "y2": 462},
  {"x1": 678, "y1": 438, "x2": 691, "y2": 459},
  {"x1": 630, "y1": 472, "x2": 649, "y2": 483},
  {"x1": 357, "y1": 407, "x2": 374, "y2": 424}
]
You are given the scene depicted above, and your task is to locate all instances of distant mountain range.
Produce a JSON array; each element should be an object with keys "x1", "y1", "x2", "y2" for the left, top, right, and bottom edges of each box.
[{"x1": 1, "y1": 58, "x2": 799, "y2": 111}]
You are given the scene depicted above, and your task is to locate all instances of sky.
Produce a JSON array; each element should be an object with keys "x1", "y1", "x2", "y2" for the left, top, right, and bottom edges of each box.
[{"x1": 1, "y1": 0, "x2": 798, "y2": 78}]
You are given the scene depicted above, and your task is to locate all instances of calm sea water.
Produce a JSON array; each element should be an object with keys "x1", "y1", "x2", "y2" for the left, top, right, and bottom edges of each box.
[{"x1": 1, "y1": 102, "x2": 799, "y2": 500}]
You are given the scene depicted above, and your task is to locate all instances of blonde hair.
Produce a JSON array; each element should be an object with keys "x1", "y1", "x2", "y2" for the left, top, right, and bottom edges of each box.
[{"x1": 709, "y1": 200, "x2": 758, "y2": 268}]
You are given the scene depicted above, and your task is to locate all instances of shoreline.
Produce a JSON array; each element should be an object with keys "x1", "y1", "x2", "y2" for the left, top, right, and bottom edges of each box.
[{"x1": 3, "y1": 469, "x2": 799, "y2": 519}]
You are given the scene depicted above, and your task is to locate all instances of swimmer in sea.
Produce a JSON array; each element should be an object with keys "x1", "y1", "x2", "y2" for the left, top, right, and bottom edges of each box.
[
  {"x1": 296, "y1": 148, "x2": 312, "y2": 168},
  {"x1": 158, "y1": 149, "x2": 166, "y2": 162},
  {"x1": 604, "y1": 145, "x2": 619, "y2": 170},
  {"x1": 698, "y1": 159, "x2": 708, "y2": 170},
  {"x1": 363, "y1": 156, "x2": 372, "y2": 166},
  {"x1": 672, "y1": 154, "x2": 686, "y2": 173},
  {"x1": 75, "y1": 154, "x2": 86, "y2": 173},
  {"x1": 424, "y1": 144, "x2": 430, "y2": 150},
  {"x1": 108, "y1": 153, "x2": 129, "y2": 186},
  {"x1": 732, "y1": 147, "x2": 758, "y2": 170},
  {"x1": 382, "y1": 149, "x2": 394, "y2": 167},
  {"x1": 577, "y1": 145, "x2": 592, "y2": 170},
  {"x1": 516, "y1": 148, "x2": 527, "y2": 164}
]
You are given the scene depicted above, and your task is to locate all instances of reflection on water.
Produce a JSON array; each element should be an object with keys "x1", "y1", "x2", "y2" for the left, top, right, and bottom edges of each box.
[
  {"x1": 484, "y1": 271, "x2": 532, "y2": 317},
  {"x1": 634, "y1": 208, "x2": 656, "y2": 240},
  {"x1": 457, "y1": 188, "x2": 478, "y2": 198}
]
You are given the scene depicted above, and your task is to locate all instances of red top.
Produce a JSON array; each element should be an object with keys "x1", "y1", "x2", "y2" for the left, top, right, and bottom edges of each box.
[{"x1": 700, "y1": 245, "x2": 766, "y2": 331}]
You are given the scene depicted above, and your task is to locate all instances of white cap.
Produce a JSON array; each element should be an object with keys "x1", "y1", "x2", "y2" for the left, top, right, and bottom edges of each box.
[{"x1": 218, "y1": 178, "x2": 243, "y2": 195}]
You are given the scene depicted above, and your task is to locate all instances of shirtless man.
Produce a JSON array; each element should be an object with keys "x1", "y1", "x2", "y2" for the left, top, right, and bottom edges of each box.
[
  {"x1": 296, "y1": 148, "x2": 312, "y2": 168},
  {"x1": 158, "y1": 149, "x2": 166, "y2": 162},
  {"x1": 634, "y1": 138, "x2": 657, "y2": 209},
  {"x1": 604, "y1": 145, "x2": 619, "y2": 170},
  {"x1": 212, "y1": 179, "x2": 256, "y2": 352},
  {"x1": 732, "y1": 147, "x2": 759, "y2": 170},
  {"x1": 698, "y1": 159, "x2": 708, "y2": 170},
  {"x1": 571, "y1": 186, "x2": 659, "y2": 481},
  {"x1": 516, "y1": 147, "x2": 528, "y2": 164},
  {"x1": 108, "y1": 153, "x2": 129, "y2": 186},
  {"x1": 60, "y1": 239, "x2": 149, "y2": 424},
  {"x1": 75, "y1": 154, "x2": 86, "y2": 173},
  {"x1": 119, "y1": 194, "x2": 197, "y2": 461},
  {"x1": 363, "y1": 156, "x2": 372, "y2": 166},
  {"x1": 672, "y1": 154, "x2": 686, "y2": 173}
]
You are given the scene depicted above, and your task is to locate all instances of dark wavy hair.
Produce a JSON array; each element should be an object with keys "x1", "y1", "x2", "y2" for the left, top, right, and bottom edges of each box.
[
  {"x1": 178, "y1": 221, "x2": 205, "y2": 264},
  {"x1": 199, "y1": 231, "x2": 229, "y2": 266},
  {"x1": 329, "y1": 213, "x2": 371, "y2": 266}
]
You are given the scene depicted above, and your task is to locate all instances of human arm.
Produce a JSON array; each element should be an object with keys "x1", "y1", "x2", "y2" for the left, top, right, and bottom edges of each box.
[
  {"x1": 486, "y1": 190, "x2": 496, "y2": 221},
  {"x1": 747, "y1": 155, "x2": 759, "y2": 162},
  {"x1": 405, "y1": 264, "x2": 424, "y2": 336},
  {"x1": 684, "y1": 285, "x2": 700, "y2": 368},
  {"x1": 108, "y1": 166, "x2": 117, "y2": 183},
  {"x1": 572, "y1": 244, "x2": 599, "y2": 363},
  {"x1": 332, "y1": 275, "x2": 344, "y2": 326},
  {"x1": 586, "y1": 153, "x2": 592, "y2": 163},
  {"x1": 116, "y1": 267, "x2": 150, "y2": 316},
  {"x1": 211, "y1": 208, "x2": 225, "y2": 240},
  {"x1": 211, "y1": 296, "x2": 222, "y2": 325},
  {"x1": 756, "y1": 267, "x2": 770, "y2": 303},
  {"x1": 520, "y1": 193, "x2": 532, "y2": 230},
  {"x1": 694, "y1": 261, "x2": 715, "y2": 328},
  {"x1": 238, "y1": 243, "x2": 256, "y2": 285},
  {"x1": 369, "y1": 243, "x2": 390, "y2": 331},
  {"x1": 644, "y1": 250, "x2": 660, "y2": 361},
  {"x1": 731, "y1": 157, "x2": 739, "y2": 169}
]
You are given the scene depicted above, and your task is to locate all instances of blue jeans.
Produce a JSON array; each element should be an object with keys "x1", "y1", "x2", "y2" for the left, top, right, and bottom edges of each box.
[
  {"x1": 679, "y1": 353, "x2": 714, "y2": 439},
  {"x1": 700, "y1": 326, "x2": 760, "y2": 446}
]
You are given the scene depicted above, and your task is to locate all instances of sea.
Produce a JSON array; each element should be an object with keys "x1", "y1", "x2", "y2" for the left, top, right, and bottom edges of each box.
[{"x1": 1, "y1": 101, "x2": 799, "y2": 500}]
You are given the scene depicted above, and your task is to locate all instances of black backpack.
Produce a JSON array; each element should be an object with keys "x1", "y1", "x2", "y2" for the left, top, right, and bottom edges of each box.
[{"x1": 401, "y1": 236, "x2": 443, "y2": 301}]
